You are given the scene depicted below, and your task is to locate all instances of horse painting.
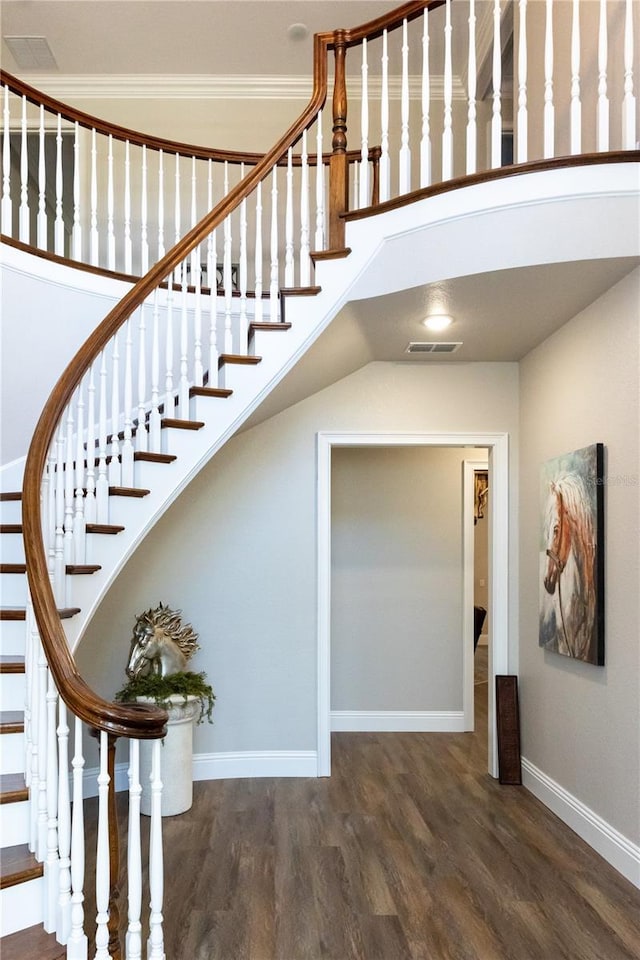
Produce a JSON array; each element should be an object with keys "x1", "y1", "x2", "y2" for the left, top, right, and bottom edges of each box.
[
  {"x1": 539, "y1": 444, "x2": 604, "y2": 666},
  {"x1": 126, "y1": 603, "x2": 200, "y2": 679}
]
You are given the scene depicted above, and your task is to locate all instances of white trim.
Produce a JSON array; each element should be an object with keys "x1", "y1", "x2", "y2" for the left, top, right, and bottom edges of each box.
[
  {"x1": 522, "y1": 758, "x2": 640, "y2": 889},
  {"x1": 317, "y1": 431, "x2": 510, "y2": 780},
  {"x1": 192, "y1": 751, "x2": 317, "y2": 780},
  {"x1": 463, "y1": 458, "x2": 488, "y2": 731},
  {"x1": 478, "y1": 634, "x2": 489, "y2": 646},
  {"x1": 331, "y1": 711, "x2": 465, "y2": 733}
]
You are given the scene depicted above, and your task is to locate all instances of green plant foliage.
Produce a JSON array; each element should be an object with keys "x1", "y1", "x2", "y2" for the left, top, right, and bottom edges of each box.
[{"x1": 115, "y1": 671, "x2": 215, "y2": 724}]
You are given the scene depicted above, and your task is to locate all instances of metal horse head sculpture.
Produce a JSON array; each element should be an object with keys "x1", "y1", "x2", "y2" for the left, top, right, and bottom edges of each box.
[{"x1": 126, "y1": 603, "x2": 200, "y2": 679}]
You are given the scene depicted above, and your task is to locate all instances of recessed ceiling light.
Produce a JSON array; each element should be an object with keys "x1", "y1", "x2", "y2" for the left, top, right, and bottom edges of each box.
[
  {"x1": 423, "y1": 314, "x2": 453, "y2": 332},
  {"x1": 287, "y1": 23, "x2": 309, "y2": 42}
]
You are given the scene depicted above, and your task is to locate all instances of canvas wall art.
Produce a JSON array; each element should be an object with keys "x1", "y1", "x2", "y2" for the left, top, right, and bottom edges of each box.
[{"x1": 539, "y1": 443, "x2": 604, "y2": 666}]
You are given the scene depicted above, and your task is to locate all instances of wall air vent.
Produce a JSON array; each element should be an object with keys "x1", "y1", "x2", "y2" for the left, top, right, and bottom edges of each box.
[
  {"x1": 406, "y1": 341, "x2": 463, "y2": 354},
  {"x1": 3, "y1": 37, "x2": 58, "y2": 70}
]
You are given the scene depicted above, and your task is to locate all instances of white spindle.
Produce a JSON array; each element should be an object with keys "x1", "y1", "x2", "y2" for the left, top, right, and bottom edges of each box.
[
  {"x1": 68, "y1": 717, "x2": 88, "y2": 959},
  {"x1": 94, "y1": 731, "x2": 111, "y2": 960},
  {"x1": 19, "y1": 96, "x2": 29, "y2": 242},
  {"x1": 399, "y1": 19, "x2": 411, "y2": 192},
  {"x1": 64, "y1": 403, "x2": 75, "y2": 566},
  {"x1": 254, "y1": 179, "x2": 263, "y2": 325},
  {"x1": 122, "y1": 319, "x2": 135, "y2": 485},
  {"x1": 136, "y1": 305, "x2": 148, "y2": 452},
  {"x1": 543, "y1": 0, "x2": 554, "y2": 158},
  {"x1": 44, "y1": 671, "x2": 59, "y2": 931},
  {"x1": 300, "y1": 129, "x2": 311, "y2": 286},
  {"x1": 352, "y1": 161, "x2": 360, "y2": 212},
  {"x1": 96, "y1": 349, "x2": 109, "y2": 524},
  {"x1": 380, "y1": 30, "x2": 391, "y2": 202},
  {"x1": 73, "y1": 383, "x2": 86, "y2": 566},
  {"x1": 157, "y1": 149, "x2": 165, "y2": 260},
  {"x1": 1, "y1": 86, "x2": 11, "y2": 234},
  {"x1": 107, "y1": 135, "x2": 115, "y2": 270},
  {"x1": 126, "y1": 740, "x2": 143, "y2": 960},
  {"x1": 37, "y1": 105, "x2": 48, "y2": 249},
  {"x1": 570, "y1": 0, "x2": 582, "y2": 154},
  {"x1": 193, "y1": 243, "x2": 204, "y2": 386},
  {"x1": 517, "y1": 0, "x2": 529, "y2": 163},
  {"x1": 124, "y1": 140, "x2": 132, "y2": 273},
  {"x1": 150, "y1": 291, "x2": 162, "y2": 450},
  {"x1": 491, "y1": 0, "x2": 503, "y2": 168},
  {"x1": 36, "y1": 644, "x2": 48, "y2": 863},
  {"x1": 147, "y1": 740, "x2": 165, "y2": 960},
  {"x1": 223, "y1": 164, "x2": 234, "y2": 350},
  {"x1": 359, "y1": 41, "x2": 370, "y2": 208},
  {"x1": 85, "y1": 363, "x2": 97, "y2": 524},
  {"x1": 466, "y1": 0, "x2": 477, "y2": 175},
  {"x1": 239, "y1": 165, "x2": 248, "y2": 350},
  {"x1": 24, "y1": 596, "x2": 35, "y2": 818},
  {"x1": 622, "y1": 0, "x2": 636, "y2": 149},
  {"x1": 178, "y1": 265, "x2": 190, "y2": 418},
  {"x1": 90, "y1": 129, "x2": 99, "y2": 266},
  {"x1": 421, "y1": 11, "x2": 432, "y2": 187},
  {"x1": 28, "y1": 617, "x2": 41, "y2": 851},
  {"x1": 72, "y1": 122, "x2": 82, "y2": 261},
  {"x1": 141, "y1": 144, "x2": 149, "y2": 274},
  {"x1": 174, "y1": 152, "x2": 181, "y2": 254},
  {"x1": 285, "y1": 148, "x2": 294, "y2": 287},
  {"x1": 54, "y1": 425, "x2": 65, "y2": 603},
  {"x1": 269, "y1": 165, "x2": 279, "y2": 323},
  {"x1": 190, "y1": 154, "x2": 197, "y2": 235},
  {"x1": 109, "y1": 333, "x2": 122, "y2": 486},
  {"x1": 57, "y1": 700, "x2": 71, "y2": 943},
  {"x1": 55, "y1": 113, "x2": 64, "y2": 255},
  {"x1": 314, "y1": 113, "x2": 325, "y2": 250},
  {"x1": 443, "y1": 1, "x2": 454, "y2": 180},
  {"x1": 165, "y1": 281, "x2": 175, "y2": 417},
  {"x1": 598, "y1": 0, "x2": 609, "y2": 151}
]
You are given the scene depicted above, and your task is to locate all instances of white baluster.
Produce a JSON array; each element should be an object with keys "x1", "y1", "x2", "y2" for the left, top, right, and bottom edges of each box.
[
  {"x1": 352, "y1": 161, "x2": 360, "y2": 212},
  {"x1": 314, "y1": 111, "x2": 325, "y2": 249},
  {"x1": 126, "y1": 739, "x2": 143, "y2": 960},
  {"x1": 73, "y1": 383, "x2": 86, "y2": 567},
  {"x1": 157, "y1": 149, "x2": 165, "y2": 260},
  {"x1": 285, "y1": 148, "x2": 294, "y2": 287},
  {"x1": 421, "y1": 11, "x2": 431, "y2": 187},
  {"x1": 141, "y1": 144, "x2": 149, "y2": 274},
  {"x1": 443, "y1": 1, "x2": 454, "y2": 180},
  {"x1": 517, "y1": 0, "x2": 528, "y2": 163},
  {"x1": 57, "y1": 700, "x2": 71, "y2": 943},
  {"x1": 466, "y1": 0, "x2": 477, "y2": 175},
  {"x1": 622, "y1": 0, "x2": 636, "y2": 149},
  {"x1": 490, "y1": 0, "x2": 503, "y2": 168},
  {"x1": 72, "y1": 122, "x2": 82, "y2": 261},
  {"x1": 107, "y1": 135, "x2": 115, "y2": 270},
  {"x1": 90, "y1": 128, "x2": 99, "y2": 266},
  {"x1": 28, "y1": 617, "x2": 40, "y2": 851},
  {"x1": 122, "y1": 318, "x2": 135, "y2": 485},
  {"x1": 109, "y1": 333, "x2": 122, "y2": 486},
  {"x1": 44, "y1": 672, "x2": 59, "y2": 932},
  {"x1": 165, "y1": 280, "x2": 175, "y2": 417},
  {"x1": 1, "y1": 86, "x2": 11, "y2": 234},
  {"x1": 598, "y1": 0, "x2": 609, "y2": 151},
  {"x1": 147, "y1": 740, "x2": 165, "y2": 960},
  {"x1": 85, "y1": 363, "x2": 97, "y2": 524},
  {"x1": 19, "y1": 95, "x2": 29, "y2": 242},
  {"x1": 55, "y1": 113, "x2": 64, "y2": 255},
  {"x1": 23, "y1": 594, "x2": 34, "y2": 803},
  {"x1": 380, "y1": 30, "x2": 391, "y2": 202},
  {"x1": 150, "y1": 290, "x2": 162, "y2": 450},
  {"x1": 94, "y1": 731, "x2": 111, "y2": 960},
  {"x1": 399, "y1": 18, "x2": 411, "y2": 192},
  {"x1": 543, "y1": 0, "x2": 554, "y2": 158},
  {"x1": 174, "y1": 152, "x2": 181, "y2": 255},
  {"x1": 190, "y1": 154, "x2": 197, "y2": 235},
  {"x1": 64, "y1": 403, "x2": 75, "y2": 567},
  {"x1": 300, "y1": 129, "x2": 311, "y2": 286},
  {"x1": 223, "y1": 163, "x2": 233, "y2": 350},
  {"x1": 239, "y1": 164, "x2": 248, "y2": 351},
  {"x1": 136, "y1": 305, "x2": 148, "y2": 452},
  {"x1": 569, "y1": 0, "x2": 581, "y2": 155},
  {"x1": 178, "y1": 264, "x2": 189, "y2": 418},
  {"x1": 124, "y1": 140, "x2": 132, "y2": 273},
  {"x1": 96, "y1": 349, "x2": 109, "y2": 524},
  {"x1": 68, "y1": 717, "x2": 88, "y2": 959},
  {"x1": 254, "y1": 180, "x2": 263, "y2": 325},
  {"x1": 54, "y1": 424, "x2": 65, "y2": 603},
  {"x1": 38, "y1": 105, "x2": 48, "y2": 249},
  {"x1": 359, "y1": 41, "x2": 370, "y2": 208},
  {"x1": 193, "y1": 242, "x2": 204, "y2": 386},
  {"x1": 269, "y1": 165, "x2": 279, "y2": 323},
  {"x1": 36, "y1": 640, "x2": 48, "y2": 861}
]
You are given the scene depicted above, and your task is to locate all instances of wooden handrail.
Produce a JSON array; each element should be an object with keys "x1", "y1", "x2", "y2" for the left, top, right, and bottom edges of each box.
[{"x1": 326, "y1": 0, "x2": 445, "y2": 48}]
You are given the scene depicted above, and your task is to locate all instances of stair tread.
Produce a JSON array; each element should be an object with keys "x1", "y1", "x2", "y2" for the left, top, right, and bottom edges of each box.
[
  {"x1": 108, "y1": 486, "x2": 151, "y2": 498},
  {"x1": 134, "y1": 451, "x2": 177, "y2": 463},
  {"x1": 0, "y1": 772, "x2": 28, "y2": 804},
  {"x1": 0, "y1": 564, "x2": 26, "y2": 574},
  {"x1": 0, "y1": 524, "x2": 22, "y2": 534},
  {"x1": 0, "y1": 492, "x2": 21, "y2": 502},
  {"x1": 189, "y1": 386, "x2": 233, "y2": 399},
  {"x1": 250, "y1": 322, "x2": 292, "y2": 331},
  {"x1": 279, "y1": 286, "x2": 322, "y2": 296},
  {"x1": 86, "y1": 523, "x2": 125, "y2": 534},
  {"x1": 0, "y1": 844, "x2": 43, "y2": 889},
  {"x1": 0, "y1": 655, "x2": 25, "y2": 673},
  {"x1": 0, "y1": 608, "x2": 27, "y2": 621},
  {"x1": 161, "y1": 418, "x2": 205, "y2": 430},
  {"x1": 66, "y1": 564, "x2": 101, "y2": 575},
  {"x1": 218, "y1": 354, "x2": 262, "y2": 368},
  {"x1": 310, "y1": 247, "x2": 351, "y2": 261},
  {"x1": 0, "y1": 923, "x2": 65, "y2": 960},
  {"x1": 0, "y1": 711, "x2": 24, "y2": 734}
]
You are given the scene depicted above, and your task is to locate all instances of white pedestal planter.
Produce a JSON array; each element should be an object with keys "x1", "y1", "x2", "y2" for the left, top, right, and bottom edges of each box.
[{"x1": 138, "y1": 696, "x2": 200, "y2": 817}]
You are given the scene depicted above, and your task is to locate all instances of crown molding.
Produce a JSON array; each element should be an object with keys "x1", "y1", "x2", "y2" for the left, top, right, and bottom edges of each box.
[{"x1": 20, "y1": 73, "x2": 466, "y2": 102}]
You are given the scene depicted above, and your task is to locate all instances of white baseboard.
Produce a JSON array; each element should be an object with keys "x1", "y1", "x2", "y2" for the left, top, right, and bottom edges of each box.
[
  {"x1": 522, "y1": 757, "x2": 640, "y2": 889},
  {"x1": 193, "y1": 750, "x2": 317, "y2": 780},
  {"x1": 330, "y1": 710, "x2": 465, "y2": 733}
]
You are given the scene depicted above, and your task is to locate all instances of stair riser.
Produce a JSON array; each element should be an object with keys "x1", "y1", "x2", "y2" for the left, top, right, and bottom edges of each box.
[
  {"x1": 0, "y1": 620, "x2": 27, "y2": 656},
  {"x1": 0, "y1": 500, "x2": 22, "y2": 524},
  {"x1": 0, "y1": 572, "x2": 27, "y2": 606},
  {"x1": 0, "y1": 875, "x2": 44, "y2": 937},
  {"x1": 0, "y1": 797, "x2": 30, "y2": 845},
  {"x1": 0, "y1": 732, "x2": 25, "y2": 774},
  {"x1": 218, "y1": 362, "x2": 264, "y2": 393},
  {"x1": 0, "y1": 533, "x2": 25, "y2": 564},
  {"x1": 0, "y1": 671, "x2": 26, "y2": 711}
]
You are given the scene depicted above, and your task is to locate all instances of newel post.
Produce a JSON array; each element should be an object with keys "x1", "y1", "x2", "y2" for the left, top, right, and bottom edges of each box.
[{"x1": 329, "y1": 29, "x2": 349, "y2": 249}]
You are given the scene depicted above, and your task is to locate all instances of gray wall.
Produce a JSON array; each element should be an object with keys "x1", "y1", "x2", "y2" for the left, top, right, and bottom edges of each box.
[
  {"x1": 77, "y1": 360, "x2": 519, "y2": 756},
  {"x1": 519, "y1": 267, "x2": 640, "y2": 841},
  {"x1": 331, "y1": 446, "x2": 472, "y2": 712}
]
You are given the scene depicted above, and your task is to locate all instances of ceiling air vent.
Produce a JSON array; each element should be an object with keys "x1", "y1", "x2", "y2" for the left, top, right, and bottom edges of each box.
[
  {"x1": 406, "y1": 341, "x2": 463, "y2": 354},
  {"x1": 3, "y1": 37, "x2": 58, "y2": 70}
]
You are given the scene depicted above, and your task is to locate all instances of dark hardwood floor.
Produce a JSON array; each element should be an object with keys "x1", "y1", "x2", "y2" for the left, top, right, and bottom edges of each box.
[{"x1": 7, "y1": 649, "x2": 640, "y2": 959}]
